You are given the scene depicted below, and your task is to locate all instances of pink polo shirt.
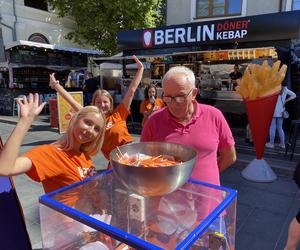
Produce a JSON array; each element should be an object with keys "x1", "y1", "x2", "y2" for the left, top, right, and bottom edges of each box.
[{"x1": 141, "y1": 102, "x2": 235, "y2": 186}]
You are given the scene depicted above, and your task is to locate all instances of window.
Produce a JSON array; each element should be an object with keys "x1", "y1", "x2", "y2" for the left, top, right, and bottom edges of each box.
[
  {"x1": 293, "y1": 0, "x2": 300, "y2": 10},
  {"x1": 28, "y1": 33, "x2": 49, "y2": 44},
  {"x1": 24, "y1": 0, "x2": 48, "y2": 11},
  {"x1": 196, "y1": 0, "x2": 242, "y2": 19}
]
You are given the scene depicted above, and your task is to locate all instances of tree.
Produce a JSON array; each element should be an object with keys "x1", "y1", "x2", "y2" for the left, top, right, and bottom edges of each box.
[{"x1": 48, "y1": 0, "x2": 166, "y2": 55}]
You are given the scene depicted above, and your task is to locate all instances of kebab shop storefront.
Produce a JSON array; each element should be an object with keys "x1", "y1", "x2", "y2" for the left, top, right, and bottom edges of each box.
[{"x1": 117, "y1": 10, "x2": 300, "y2": 125}]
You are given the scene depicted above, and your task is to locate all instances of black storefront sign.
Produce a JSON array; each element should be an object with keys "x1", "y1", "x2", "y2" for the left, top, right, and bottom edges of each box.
[
  {"x1": 118, "y1": 11, "x2": 300, "y2": 52},
  {"x1": 9, "y1": 49, "x2": 88, "y2": 67}
]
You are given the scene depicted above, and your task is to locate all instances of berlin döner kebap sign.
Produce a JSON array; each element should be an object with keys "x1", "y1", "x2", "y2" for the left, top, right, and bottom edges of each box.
[{"x1": 117, "y1": 11, "x2": 300, "y2": 51}]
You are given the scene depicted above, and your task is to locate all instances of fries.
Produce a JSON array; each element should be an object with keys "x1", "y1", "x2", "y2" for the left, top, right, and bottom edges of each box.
[
  {"x1": 118, "y1": 153, "x2": 182, "y2": 167},
  {"x1": 235, "y1": 60, "x2": 287, "y2": 100}
]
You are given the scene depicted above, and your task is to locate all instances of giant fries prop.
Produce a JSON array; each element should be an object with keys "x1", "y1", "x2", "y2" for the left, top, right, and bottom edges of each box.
[
  {"x1": 237, "y1": 60, "x2": 287, "y2": 182},
  {"x1": 236, "y1": 60, "x2": 287, "y2": 100}
]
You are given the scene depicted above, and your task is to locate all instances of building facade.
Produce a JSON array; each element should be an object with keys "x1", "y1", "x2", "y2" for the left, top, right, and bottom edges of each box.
[
  {"x1": 166, "y1": 0, "x2": 298, "y2": 25},
  {"x1": 0, "y1": 0, "x2": 83, "y2": 48},
  {"x1": 164, "y1": 0, "x2": 300, "y2": 120},
  {"x1": 0, "y1": 1, "x2": 102, "y2": 116}
]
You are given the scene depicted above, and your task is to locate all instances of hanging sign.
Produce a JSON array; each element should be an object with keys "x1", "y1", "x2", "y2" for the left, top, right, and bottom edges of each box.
[{"x1": 57, "y1": 91, "x2": 83, "y2": 134}]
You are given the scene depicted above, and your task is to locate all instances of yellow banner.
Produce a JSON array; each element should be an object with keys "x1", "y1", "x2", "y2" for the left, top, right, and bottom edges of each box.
[{"x1": 57, "y1": 92, "x2": 83, "y2": 134}]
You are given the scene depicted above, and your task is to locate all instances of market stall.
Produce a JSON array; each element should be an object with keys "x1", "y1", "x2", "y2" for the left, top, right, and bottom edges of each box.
[{"x1": 0, "y1": 40, "x2": 102, "y2": 115}]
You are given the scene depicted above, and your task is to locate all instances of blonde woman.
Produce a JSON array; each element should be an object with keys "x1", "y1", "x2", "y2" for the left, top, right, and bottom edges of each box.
[
  {"x1": 0, "y1": 93, "x2": 106, "y2": 193},
  {"x1": 49, "y1": 55, "x2": 144, "y2": 162}
]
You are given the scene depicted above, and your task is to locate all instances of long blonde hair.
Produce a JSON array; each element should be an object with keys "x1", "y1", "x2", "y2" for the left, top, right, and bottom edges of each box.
[
  {"x1": 91, "y1": 89, "x2": 114, "y2": 114},
  {"x1": 54, "y1": 106, "x2": 106, "y2": 156}
]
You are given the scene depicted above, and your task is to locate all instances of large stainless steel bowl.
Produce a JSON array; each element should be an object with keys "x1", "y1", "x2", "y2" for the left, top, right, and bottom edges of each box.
[{"x1": 110, "y1": 142, "x2": 197, "y2": 196}]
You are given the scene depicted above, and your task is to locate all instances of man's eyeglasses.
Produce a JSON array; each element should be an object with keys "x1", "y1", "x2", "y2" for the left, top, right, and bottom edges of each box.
[{"x1": 162, "y1": 89, "x2": 193, "y2": 103}]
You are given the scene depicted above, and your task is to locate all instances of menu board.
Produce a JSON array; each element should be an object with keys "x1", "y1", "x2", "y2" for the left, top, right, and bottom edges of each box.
[
  {"x1": 255, "y1": 48, "x2": 271, "y2": 58},
  {"x1": 215, "y1": 51, "x2": 229, "y2": 60},
  {"x1": 203, "y1": 48, "x2": 277, "y2": 61},
  {"x1": 57, "y1": 91, "x2": 83, "y2": 133},
  {"x1": 203, "y1": 52, "x2": 216, "y2": 61}
]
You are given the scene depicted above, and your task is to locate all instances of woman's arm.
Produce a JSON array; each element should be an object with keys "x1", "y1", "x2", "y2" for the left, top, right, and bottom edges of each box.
[
  {"x1": 285, "y1": 88, "x2": 297, "y2": 103},
  {"x1": 122, "y1": 56, "x2": 144, "y2": 110},
  {"x1": 143, "y1": 106, "x2": 155, "y2": 119},
  {"x1": 49, "y1": 73, "x2": 83, "y2": 112},
  {"x1": 0, "y1": 93, "x2": 45, "y2": 176}
]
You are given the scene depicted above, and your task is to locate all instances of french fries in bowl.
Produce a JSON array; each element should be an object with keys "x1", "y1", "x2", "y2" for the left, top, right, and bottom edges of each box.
[
  {"x1": 235, "y1": 60, "x2": 287, "y2": 100},
  {"x1": 110, "y1": 142, "x2": 197, "y2": 196}
]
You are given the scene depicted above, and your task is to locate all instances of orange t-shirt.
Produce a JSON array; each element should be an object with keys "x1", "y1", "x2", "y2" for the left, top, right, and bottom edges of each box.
[
  {"x1": 24, "y1": 144, "x2": 97, "y2": 194},
  {"x1": 139, "y1": 98, "x2": 164, "y2": 127},
  {"x1": 101, "y1": 102, "x2": 133, "y2": 160}
]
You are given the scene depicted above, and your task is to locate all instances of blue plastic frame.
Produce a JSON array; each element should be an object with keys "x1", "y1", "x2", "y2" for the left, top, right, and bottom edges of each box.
[{"x1": 39, "y1": 170, "x2": 237, "y2": 250}]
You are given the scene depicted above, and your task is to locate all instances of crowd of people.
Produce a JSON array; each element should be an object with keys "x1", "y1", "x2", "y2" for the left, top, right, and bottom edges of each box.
[
  {"x1": 0, "y1": 58, "x2": 299, "y2": 248},
  {"x1": 49, "y1": 55, "x2": 144, "y2": 165},
  {"x1": 1, "y1": 57, "x2": 237, "y2": 188}
]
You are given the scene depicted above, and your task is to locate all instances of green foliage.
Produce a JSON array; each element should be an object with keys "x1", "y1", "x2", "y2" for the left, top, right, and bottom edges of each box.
[{"x1": 48, "y1": 0, "x2": 166, "y2": 55}]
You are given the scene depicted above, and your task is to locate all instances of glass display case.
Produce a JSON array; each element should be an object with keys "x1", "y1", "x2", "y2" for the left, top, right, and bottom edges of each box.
[{"x1": 39, "y1": 170, "x2": 237, "y2": 250}]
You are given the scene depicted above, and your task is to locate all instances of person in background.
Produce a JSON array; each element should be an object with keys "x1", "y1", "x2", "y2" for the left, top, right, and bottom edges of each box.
[
  {"x1": 195, "y1": 77, "x2": 202, "y2": 103},
  {"x1": 0, "y1": 93, "x2": 106, "y2": 193},
  {"x1": 265, "y1": 85, "x2": 296, "y2": 149},
  {"x1": 67, "y1": 70, "x2": 77, "y2": 88},
  {"x1": 83, "y1": 72, "x2": 100, "y2": 105},
  {"x1": 285, "y1": 161, "x2": 300, "y2": 250},
  {"x1": 139, "y1": 84, "x2": 164, "y2": 127},
  {"x1": 245, "y1": 123, "x2": 253, "y2": 145},
  {"x1": 141, "y1": 66, "x2": 236, "y2": 185},
  {"x1": 49, "y1": 55, "x2": 144, "y2": 163},
  {"x1": 285, "y1": 212, "x2": 300, "y2": 250},
  {"x1": 229, "y1": 64, "x2": 242, "y2": 91},
  {"x1": 230, "y1": 64, "x2": 251, "y2": 145}
]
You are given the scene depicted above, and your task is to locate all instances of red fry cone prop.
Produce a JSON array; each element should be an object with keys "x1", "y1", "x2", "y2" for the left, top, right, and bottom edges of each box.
[{"x1": 244, "y1": 93, "x2": 279, "y2": 159}]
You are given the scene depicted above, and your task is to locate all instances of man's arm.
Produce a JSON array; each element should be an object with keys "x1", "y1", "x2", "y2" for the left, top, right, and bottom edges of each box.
[{"x1": 218, "y1": 145, "x2": 237, "y2": 172}]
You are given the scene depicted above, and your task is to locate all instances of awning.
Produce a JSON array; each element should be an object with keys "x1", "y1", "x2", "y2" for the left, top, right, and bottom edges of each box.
[
  {"x1": 93, "y1": 51, "x2": 174, "y2": 61},
  {"x1": 100, "y1": 63, "x2": 123, "y2": 69},
  {"x1": 92, "y1": 46, "x2": 276, "y2": 61},
  {"x1": 5, "y1": 40, "x2": 103, "y2": 55},
  {"x1": 99, "y1": 62, "x2": 151, "y2": 70}
]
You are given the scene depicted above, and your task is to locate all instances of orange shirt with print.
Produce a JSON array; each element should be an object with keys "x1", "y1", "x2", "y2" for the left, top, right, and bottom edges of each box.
[
  {"x1": 140, "y1": 98, "x2": 164, "y2": 127},
  {"x1": 24, "y1": 144, "x2": 97, "y2": 194},
  {"x1": 102, "y1": 102, "x2": 133, "y2": 160}
]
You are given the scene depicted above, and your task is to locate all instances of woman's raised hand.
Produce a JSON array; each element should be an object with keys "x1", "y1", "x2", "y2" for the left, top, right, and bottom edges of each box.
[
  {"x1": 17, "y1": 93, "x2": 46, "y2": 122},
  {"x1": 121, "y1": 55, "x2": 144, "y2": 110},
  {"x1": 133, "y1": 55, "x2": 144, "y2": 71},
  {"x1": 49, "y1": 73, "x2": 59, "y2": 89}
]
